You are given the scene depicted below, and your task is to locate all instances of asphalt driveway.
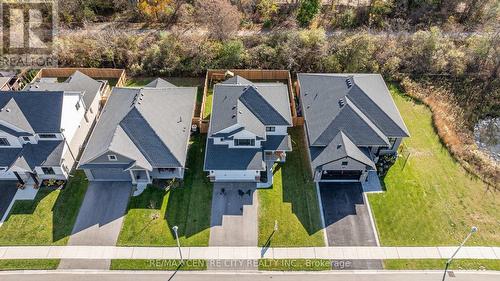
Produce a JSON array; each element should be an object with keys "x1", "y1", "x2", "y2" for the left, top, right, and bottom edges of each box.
[
  {"x1": 209, "y1": 182, "x2": 258, "y2": 246},
  {"x1": 0, "y1": 181, "x2": 17, "y2": 221},
  {"x1": 319, "y1": 183, "x2": 378, "y2": 246},
  {"x1": 58, "y1": 181, "x2": 132, "y2": 269}
]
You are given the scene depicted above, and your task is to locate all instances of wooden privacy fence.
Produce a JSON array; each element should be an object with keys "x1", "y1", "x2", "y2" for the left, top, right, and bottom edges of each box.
[{"x1": 201, "y1": 69, "x2": 301, "y2": 133}]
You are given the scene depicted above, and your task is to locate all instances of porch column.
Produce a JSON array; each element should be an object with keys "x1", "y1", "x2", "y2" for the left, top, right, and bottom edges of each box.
[
  {"x1": 129, "y1": 170, "x2": 136, "y2": 184},
  {"x1": 13, "y1": 172, "x2": 24, "y2": 184}
]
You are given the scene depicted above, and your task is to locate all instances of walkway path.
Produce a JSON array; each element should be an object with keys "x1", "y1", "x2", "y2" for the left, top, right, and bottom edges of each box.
[{"x1": 0, "y1": 246, "x2": 498, "y2": 260}]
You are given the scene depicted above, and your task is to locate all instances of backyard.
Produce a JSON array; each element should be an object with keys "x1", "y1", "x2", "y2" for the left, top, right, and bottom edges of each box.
[
  {"x1": 0, "y1": 171, "x2": 88, "y2": 246},
  {"x1": 258, "y1": 127, "x2": 325, "y2": 247},
  {"x1": 368, "y1": 86, "x2": 500, "y2": 246},
  {"x1": 117, "y1": 134, "x2": 213, "y2": 246}
]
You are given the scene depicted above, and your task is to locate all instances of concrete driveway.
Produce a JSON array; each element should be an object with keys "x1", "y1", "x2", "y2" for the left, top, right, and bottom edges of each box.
[
  {"x1": 209, "y1": 182, "x2": 258, "y2": 246},
  {"x1": 0, "y1": 181, "x2": 17, "y2": 222},
  {"x1": 58, "y1": 181, "x2": 132, "y2": 269},
  {"x1": 319, "y1": 183, "x2": 378, "y2": 246}
]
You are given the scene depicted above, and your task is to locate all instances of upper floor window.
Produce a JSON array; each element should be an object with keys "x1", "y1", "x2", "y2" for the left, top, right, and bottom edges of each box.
[
  {"x1": 341, "y1": 161, "x2": 348, "y2": 166},
  {"x1": 0, "y1": 138, "x2": 10, "y2": 146},
  {"x1": 108, "y1": 155, "x2": 117, "y2": 161},
  {"x1": 39, "y1": 134, "x2": 57, "y2": 139},
  {"x1": 42, "y1": 167, "x2": 55, "y2": 175},
  {"x1": 266, "y1": 127, "x2": 275, "y2": 132},
  {"x1": 234, "y1": 139, "x2": 255, "y2": 146},
  {"x1": 22, "y1": 136, "x2": 30, "y2": 142}
]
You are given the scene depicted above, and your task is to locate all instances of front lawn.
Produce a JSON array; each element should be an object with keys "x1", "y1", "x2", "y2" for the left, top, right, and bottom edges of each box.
[
  {"x1": 117, "y1": 134, "x2": 212, "y2": 246},
  {"x1": 0, "y1": 171, "x2": 88, "y2": 245},
  {"x1": 368, "y1": 85, "x2": 500, "y2": 246},
  {"x1": 0, "y1": 259, "x2": 60, "y2": 271},
  {"x1": 258, "y1": 127, "x2": 325, "y2": 247},
  {"x1": 110, "y1": 259, "x2": 207, "y2": 270},
  {"x1": 384, "y1": 259, "x2": 500, "y2": 270}
]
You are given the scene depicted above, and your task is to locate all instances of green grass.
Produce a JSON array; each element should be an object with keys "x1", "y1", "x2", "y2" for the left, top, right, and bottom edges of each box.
[
  {"x1": 203, "y1": 88, "x2": 213, "y2": 119},
  {"x1": 384, "y1": 259, "x2": 500, "y2": 270},
  {"x1": 110, "y1": 259, "x2": 207, "y2": 270},
  {"x1": 368, "y1": 85, "x2": 500, "y2": 246},
  {"x1": 259, "y1": 259, "x2": 331, "y2": 271},
  {"x1": 258, "y1": 127, "x2": 324, "y2": 247},
  {"x1": 0, "y1": 259, "x2": 60, "y2": 271},
  {"x1": 117, "y1": 134, "x2": 213, "y2": 246},
  {"x1": 0, "y1": 171, "x2": 88, "y2": 246}
]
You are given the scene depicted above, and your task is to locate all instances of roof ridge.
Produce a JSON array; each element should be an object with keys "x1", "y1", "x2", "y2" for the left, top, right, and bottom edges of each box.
[
  {"x1": 121, "y1": 106, "x2": 182, "y2": 167},
  {"x1": 238, "y1": 86, "x2": 289, "y2": 125}
]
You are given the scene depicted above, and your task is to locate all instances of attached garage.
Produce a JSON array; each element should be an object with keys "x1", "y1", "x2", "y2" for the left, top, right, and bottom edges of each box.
[
  {"x1": 87, "y1": 168, "x2": 131, "y2": 181},
  {"x1": 320, "y1": 170, "x2": 363, "y2": 181}
]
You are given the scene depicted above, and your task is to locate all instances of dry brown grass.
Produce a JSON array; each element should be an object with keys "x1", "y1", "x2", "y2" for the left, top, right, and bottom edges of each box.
[{"x1": 400, "y1": 77, "x2": 499, "y2": 189}]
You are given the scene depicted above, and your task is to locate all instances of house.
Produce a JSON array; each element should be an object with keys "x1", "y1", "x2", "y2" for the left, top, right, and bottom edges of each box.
[
  {"x1": 78, "y1": 79, "x2": 197, "y2": 185},
  {"x1": 204, "y1": 75, "x2": 292, "y2": 184},
  {"x1": 297, "y1": 73, "x2": 409, "y2": 182},
  {"x1": 0, "y1": 91, "x2": 97, "y2": 184}
]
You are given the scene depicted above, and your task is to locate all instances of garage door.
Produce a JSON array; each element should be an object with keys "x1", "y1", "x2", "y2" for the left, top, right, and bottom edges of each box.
[
  {"x1": 89, "y1": 168, "x2": 131, "y2": 181},
  {"x1": 321, "y1": 170, "x2": 362, "y2": 181}
]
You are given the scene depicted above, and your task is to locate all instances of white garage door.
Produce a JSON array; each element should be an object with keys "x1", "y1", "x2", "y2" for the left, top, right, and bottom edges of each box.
[
  {"x1": 89, "y1": 168, "x2": 131, "y2": 181},
  {"x1": 213, "y1": 170, "x2": 257, "y2": 182}
]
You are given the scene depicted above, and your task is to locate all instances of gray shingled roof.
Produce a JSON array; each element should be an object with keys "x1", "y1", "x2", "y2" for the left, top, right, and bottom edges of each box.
[
  {"x1": 209, "y1": 77, "x2": 292, "y2": 136},
  {"x1": 310, "y1": 131, "x2": 375, "y2": 170},
  {"x1": 26, "y1": 71, "x2": 103, "y2": 108},
  {"x1": 79, "y1": 85, "x2": 197, "y2": 169},
  {"x1": 299, "y1": 73, "x2": 409, "y2": 172},
  {"x1": 221, "y1": 75, "x2": 253, "y2": 85},
  {"x1": 0, "y1": 141, "x2": 64, "y2": 171},
  {"x1": 0, "y1": 91, "x2": 64, "y2": 134},
  {"x1": 204, "y1": 138, "x2": 265, "y2": 170},
  {"x1": 145, "y1": 78, "x2": 176, "y2": 88},
  {"x1": 263, "y1": 135, "x2": 292, "y2": 151}
]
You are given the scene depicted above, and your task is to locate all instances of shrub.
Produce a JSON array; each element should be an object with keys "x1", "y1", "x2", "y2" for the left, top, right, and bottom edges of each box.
[{"x1": 296, "y1": 0, "x2": 321, "y2": 27}]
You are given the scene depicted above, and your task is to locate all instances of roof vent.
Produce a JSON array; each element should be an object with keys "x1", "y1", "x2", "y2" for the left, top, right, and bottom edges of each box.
[
  {"x1": 338, "y1": 99, "x2": 345, "y2": 107},
  {"x1": 5, "y1": 108, "x2": 10, "y2": 112},
  {"x1": 337, "y1": 144, "x2": 342, "y2": 149},
  {"x1": 232, "y1": 114, "x2": 236, "y2": 118},
  {"x1": 346, "y1": 78, "x2": 353, "y2": 88},
  {"x1": 178, "y1": 116, "x2": 182, "y2": 123},
  {"x1": 232, "y1": 105, "x2": 236, "y2": 110},
  {"x1": 238, "y1": 110, "x2": 242, "y2": 114}
]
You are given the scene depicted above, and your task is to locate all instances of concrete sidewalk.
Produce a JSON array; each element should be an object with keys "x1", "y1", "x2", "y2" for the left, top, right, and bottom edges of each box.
[{"x1": 0, "y1": 246, "x2": 498, "y2": 260}]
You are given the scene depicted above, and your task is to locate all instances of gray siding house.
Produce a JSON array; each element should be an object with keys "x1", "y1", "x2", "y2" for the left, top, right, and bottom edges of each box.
[
  {"x1": 78, "y1": 79, "x2": 197, "y2": 184},
  {"x1": 204, "y1": 75, "x2": 292, "y2": 184},
  {"x1": 297, "y1": 73, "x2": 409, "y2": 182}
]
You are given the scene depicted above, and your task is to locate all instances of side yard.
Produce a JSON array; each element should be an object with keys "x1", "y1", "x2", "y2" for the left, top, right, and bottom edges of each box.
[
  {"x1": 117, "y1": 134, "x2": 213, "y2": 246},
  {"x1": 0, "y1": 171, "x2": 88, "y2": 246},
  {"x1": 258, "y1": 127, "x2": 325, "y2": 247},
  {"x1": 368, "y1": 86, "x2": 500, "y2": 246}
]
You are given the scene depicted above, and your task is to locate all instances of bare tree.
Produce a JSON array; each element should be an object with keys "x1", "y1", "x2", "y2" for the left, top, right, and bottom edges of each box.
[{"x1": 196, "y1": 0, "x2": 242, "y2": 40}]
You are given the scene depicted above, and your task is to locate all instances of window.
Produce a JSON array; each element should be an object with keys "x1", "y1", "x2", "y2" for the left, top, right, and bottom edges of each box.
[
  {"x1": 23, "y1": 136, "x2": 30, "y2": 142},
  {"x1": 266, "y1": 126, "x2": 275, "y2": 132},
  {"x1": 220, "y1": 138, "x2": 224, "y2": 142},
  {"x1": 234, "y1": 139, "x2": 255, "y2": 146},
  {"x1": 62, "y1": 164, "x2": 69, "y2": 174},
  {"x1": 39, "y1": 134, "x2": 57, "y2": 139},
  {"x1": 0, "y1": 138, "x2": 10, "y2": 146},
  {"x1": 158, "y1": 168, "x2": 176, "y2": 173},
  {"x1": 75, "y1": 102, "x2": 80, "y2": 111},
  {"x1": 42, "y1": 167, "x2": 55, "y2": 175},
  {"x1": 108, "y1": 155, "x2": 117, "y2": 161},
  {"x1": 341, "y1": 161, "x2": 348, "y2": 166}
]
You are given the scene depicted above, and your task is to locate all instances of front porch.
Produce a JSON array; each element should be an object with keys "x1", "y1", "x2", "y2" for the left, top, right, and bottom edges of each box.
[{"x1": 263, "y1": 150, "x2": 287, "y2": 162}]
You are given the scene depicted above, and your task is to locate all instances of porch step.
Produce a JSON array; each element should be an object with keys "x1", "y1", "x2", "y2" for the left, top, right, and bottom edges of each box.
[{"x1": 132, "y1": 182, "x2": 148, "y2": 197}]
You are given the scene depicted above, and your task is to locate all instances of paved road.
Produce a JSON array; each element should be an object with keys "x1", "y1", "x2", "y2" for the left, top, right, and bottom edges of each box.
[
  {"x1": 0, "y1": 271, "x2": 498, "y2": 281},
  {"x1": 58, "y1": 181, "x2": 132, "y2": 270},
  {"x1": 209, "y1": 182, "x2": 258, "y2": 247},
  {"x1": 0, "y1": 181, "x2": 17, "y2": 220},
  {"x1": 319, "y1": 183, "x2": 378, "y2": 247}
]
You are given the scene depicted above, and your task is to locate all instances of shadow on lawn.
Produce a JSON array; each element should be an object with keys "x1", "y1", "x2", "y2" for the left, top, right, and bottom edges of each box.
[{"x1": 280, "y1": 127, "x2": 323, "y2": 236}]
